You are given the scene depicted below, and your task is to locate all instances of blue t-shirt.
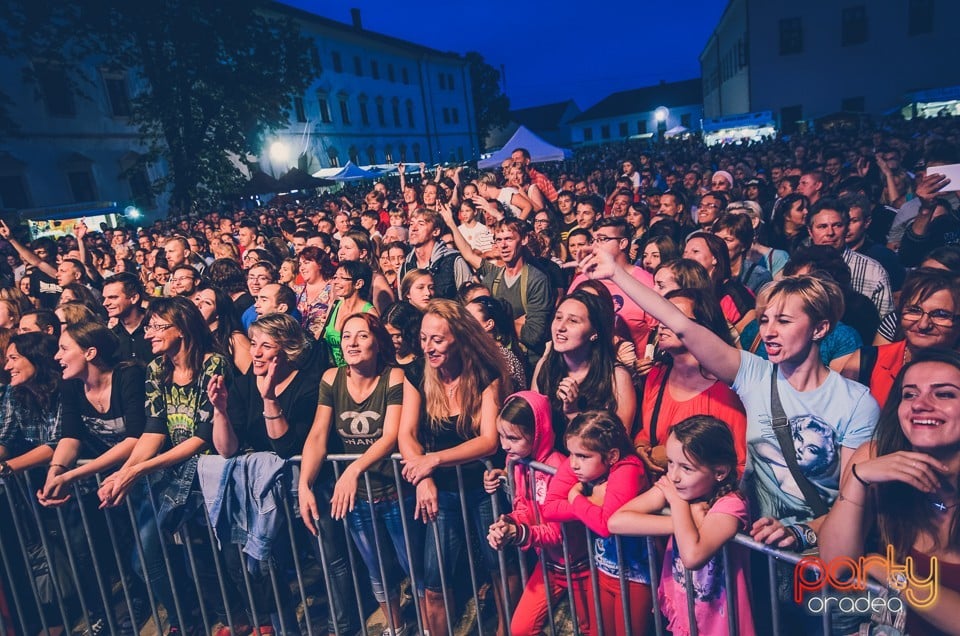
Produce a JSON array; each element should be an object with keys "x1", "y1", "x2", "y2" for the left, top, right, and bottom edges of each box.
[{"x1": 732, "y1": 350, "x2": 879, "y2": 524}]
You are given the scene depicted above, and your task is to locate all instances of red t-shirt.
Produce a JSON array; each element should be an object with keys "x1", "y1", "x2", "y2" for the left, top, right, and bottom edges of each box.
[{"x1": 569, "y1": 265, "x2": 658, "y2": 348}]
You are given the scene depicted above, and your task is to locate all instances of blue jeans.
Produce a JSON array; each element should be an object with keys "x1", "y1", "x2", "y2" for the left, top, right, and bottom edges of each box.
[
  {"x1": 307, "y1": 481, "x2": 362, "y2": 634},
  {"x1": 347, "y1": 493, "x2": 424, "y2": 602},
  {"x1": 422, "y1": 488, "x2": 504, "y2": 593}
]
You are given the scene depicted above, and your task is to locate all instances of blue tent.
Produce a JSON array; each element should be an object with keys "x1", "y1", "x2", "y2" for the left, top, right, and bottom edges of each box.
[{"x1": 313, "y1": 161, "x2": 378, "y2": 182}]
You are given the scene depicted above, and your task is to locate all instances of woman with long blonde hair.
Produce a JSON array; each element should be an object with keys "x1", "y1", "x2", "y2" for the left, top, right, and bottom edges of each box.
[{"x1": 398, "y1": 299, "x2": 518, "y2": 636}]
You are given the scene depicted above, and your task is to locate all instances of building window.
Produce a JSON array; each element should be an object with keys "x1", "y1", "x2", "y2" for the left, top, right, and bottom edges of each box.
[
  {"x1": 318, "y1": 96, "x2": 332, "y2": 123},
  {"x1": 349, "y1": 146, "x2": 359, "y2": 164},
  {"x1": 332, "y1": 51, "x2": 343, "y2": 73},
  {"x1": 681, "y1": 113, "x2": 692, "y2": 127},
  {"x1": 600, "y1": 124, "x2": 610, "y2": 140},
  {"x1": 583, "y1": 127, "x2": 593, "y2": 142},
  {"x1": 841, "y1": 96, "x2": 865, "y2": 112},
  {"x1": 457, "y1": 146, "x2": 464, "y2": 162},
  {"x1": 384, "y1": 145, "x2": 393, "y2": 163},
  {"x1": 842, "y1": 5, "x2": 868, "y2": 46},
  {"x1": 451, "y1": 108, "x2": 459, "y2": 124},
  {"x1": 391, "y1": 98, "x2": 401, "y2": 127},
  {"x1": 376, "y1": 98, "x2": 386, "y2": 126},
  {"x1": 442, "y1": 108, "x2": 450, "y2": 124},
  {"x1": 339, "y1": 98, "x2": 350, "y2": 124},
  {"x1": 447, "y1": 74, "x2": 454, "y2": 90},
  {"x1": 354, "y1": 56, "x2": 363, "y2": 76},
  {"x1": 36, "y1": 64, "x2": 75, "y2": 117},
  {"x1": 128, "y1": 166, "x2": 154, "y2": 207},
  {"x1": 780, "y1": 105, "x2": 803, "y2": 135},
  {"x1": 327, "y1": 147, "x2": 340, "y2": 168},
  {"x1": 399, "y1": 143, "x2": 407, "y2": 162},
  {"x1": 909, "y1": 0, "x2": 934, "y2": 35},
  {"x1": 439, "y1": 73, "x2": 446, "y2": 89},
  {"x1": 637, "y1": 121, "x2": 647, "y2": 135},
  {"x1": 103, "y1": 73, "x2": 131, "y2": 117},
  {"x1": 366, "y1": 145, "x2": 377, "y2": 165},
  {"x1": 401, "y1": 68, "x2": 409, "y2": 85},
  {"x1": 371, "y1": 60, "x2": 379, "y2": 79},
  {"x1": 67, "y1": 170, "x2": 96, "y2": 202},
  {"x1": 412, "y1": 143, "x2": 421, "y2": 162},
  {"x1": 406, "y1": 99, "x2": 415, "y2": 128},
  {"x1": 0, "y1": 175, "x2": 30, "y2": 209},
  {"x1": 387, "y1": 64, "x2": 395, "y2": 82},
  {"x1": 779, "y1": 17, "x2": 803, "y2": 55},
  {"x1": 618, "y1": 122, "x2": 628, "y2": 137},
  {"x1": 359, "y1": 102, "x2": 369, "y2": 126},
  {"x1": 293, "y1": 96, "x2": 306, "y2": 123}
]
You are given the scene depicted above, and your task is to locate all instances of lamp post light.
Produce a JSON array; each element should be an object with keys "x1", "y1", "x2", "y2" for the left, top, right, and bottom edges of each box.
[
  {"x1": 654, "y1": 106, "x2": 669, "y2": 143},
  {"x1": 268, "y1": 140, "x2": 290, "y2": 177}
]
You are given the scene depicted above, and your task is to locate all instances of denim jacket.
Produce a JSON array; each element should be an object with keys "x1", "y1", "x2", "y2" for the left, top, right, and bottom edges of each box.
[{"x1": 197, "y1": 452, "x2": 291, "y2": 565}]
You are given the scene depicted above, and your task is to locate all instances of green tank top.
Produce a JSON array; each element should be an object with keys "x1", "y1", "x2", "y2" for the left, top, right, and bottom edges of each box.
[{"x1": 323, "y1": 299, "x2": 375, "y2": 367}]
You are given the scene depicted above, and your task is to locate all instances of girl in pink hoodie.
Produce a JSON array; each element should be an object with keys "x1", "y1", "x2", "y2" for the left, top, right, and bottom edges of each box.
[{"x1": 484, "y1": 391, "x2": 595, "y2": 635}]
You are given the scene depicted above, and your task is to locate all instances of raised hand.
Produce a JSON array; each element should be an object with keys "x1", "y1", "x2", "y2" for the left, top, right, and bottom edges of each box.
[{"x1": 207, "y1": 375, "x2": 228, "y2": 412}]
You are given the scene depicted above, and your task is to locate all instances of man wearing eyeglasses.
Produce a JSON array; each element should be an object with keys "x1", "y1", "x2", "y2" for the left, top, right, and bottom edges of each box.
[
  {"x1": 569, "y1": 217, "x2": 657, "y2": 351},
  {"x1": 170, "y1": 265, "x2": 199, "y2": 297},
  {"x1": 242, "y1": 262, "x2": 278, "y2": 329}
]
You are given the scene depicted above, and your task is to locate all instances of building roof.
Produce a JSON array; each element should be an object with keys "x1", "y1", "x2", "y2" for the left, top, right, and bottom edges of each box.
[
  {"x1": 511, "y1": 100, "x2": 578, "y2": 131},
  {"x1": 570, "y1": 79, "x2": 702, "y2": 123},
  {"x1": 268, "y1": 3, "x2": 464, "y2": 61}
]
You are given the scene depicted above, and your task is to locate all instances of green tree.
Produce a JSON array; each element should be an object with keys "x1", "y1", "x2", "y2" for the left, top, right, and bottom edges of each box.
[
  {"x1": 2, "y1": 0, "x2": 316, "y2": 214},
  {"x1": 465, "y1": 52, "x2": 510, "y2": 152}
]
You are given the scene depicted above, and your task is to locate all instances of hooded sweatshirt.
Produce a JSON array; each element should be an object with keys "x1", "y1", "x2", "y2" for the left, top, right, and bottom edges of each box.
[{"x1": 503, "y1": 391, "x2": 587, "y2": 567}]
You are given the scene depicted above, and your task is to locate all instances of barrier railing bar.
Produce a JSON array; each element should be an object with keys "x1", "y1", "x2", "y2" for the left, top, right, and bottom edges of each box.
[
  {"x1": 198, "y1": 501, "x2": 237, "y2": 635},
  {"x1": 279, "y1": 490, "x2": 316, "y2": 636},
  {"x1": 454, "y1": 465, "x2": 485, "y2": 636},
  {"x1": 389, "y1": 457, "x2": 425, "y2": 635},
  {"x1": 178, "y1": 522, "x2": 213, "y2": 634},
  {"x1": 120, "y1": 488, "x2": 162, "y2": 634},
  {"x1": 363, "y1": 469, "x2": 398, "y2": 636},
  {"x1": 721, "y1": 544, "x2": 737, "y2": 636},
  {"x1": 583, "y1": 529, "x2": 605, "y2": 636},
  {"x1": 0, "y1": 482, "x2": 33, "y2": 636},
  {"x1": 52, "y1": 501, "x2": 95, "y2": 636},
  {"x1": 485, "y1": 459, "x2": 513, "y2": 634},
  {"x1": 646, "y1": 535, "x2": 664, "y2": 636},
  {"x1": 236, "y1": 543, "x2": 263, "y2": 632},
  {"x1": 684, "y1": 567, "x2": 698, "y2": 636},
  {"x1": 72, "y1": 482, "x2": 120, "y2": 636},
  {"x1": 331, "y1": 460, "x2": 372, "y2": 635},
  {"x1": 145, "y1": 485, "x2": 188, "y2": 632}
]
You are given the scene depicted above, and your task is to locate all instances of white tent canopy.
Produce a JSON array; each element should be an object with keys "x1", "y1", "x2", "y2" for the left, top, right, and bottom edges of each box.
[
  {"x1": 665, "y1": 125, "x2": 689, "y2": 137},
  {"x1": 478, "y1": 125, "x2": 572, "y2": 169},
  {"x1": 312, "y1": 161, "x2": 378, "y2": 181}
]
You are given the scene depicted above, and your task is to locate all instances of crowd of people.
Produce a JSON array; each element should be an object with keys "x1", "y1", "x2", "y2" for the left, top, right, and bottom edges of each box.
[{"x1": 0, "y1": 113, "x2": 959, "y2": 636}]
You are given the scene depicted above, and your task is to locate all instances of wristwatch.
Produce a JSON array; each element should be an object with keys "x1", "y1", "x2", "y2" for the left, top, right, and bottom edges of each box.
[{"x1": 788, "y1": 523, "x2": 817, "y2": 552}]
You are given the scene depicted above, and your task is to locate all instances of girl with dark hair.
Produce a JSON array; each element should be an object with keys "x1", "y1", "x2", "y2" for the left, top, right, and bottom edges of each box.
[
  {"x1": 383, "y1": 301, "x2": 423, "y2": 383},
  {"x1": 638, "y1": 234, "x2": 679, "y2": 274},
  {"x1": 300, "y1": 313, "x2": 419, "y2": 636},
  {"x1": 542, "y1": 410, "x2": 651, "y2": 635},
  {"x1": 635, "y1": 289, "x2": 748, "y2": 478},
  {"x1": 683, "y1": 232, "x2": 763, "y2": 354},
  {"x1": 466, "y1": 295, "x2": 528, "y2": 389},
  {"x1": 533, "y1": 290, "x2": 636, "y2": 437},
  {"x1": 192, "y1": 281, "x2": 252, "y2": 374},
  {"x1": 767, "y1": 192, "x2": 809, "y2": 254},
  {"x1": 0, "y1": 332, "x2": 61, "y2": 475},
  {"x1": 400, "y1": 268, "x2": 435, "y2": 311},
  {"x1": 610, "y1": 415, "x2": 755, "y2": 636},
  {"x1": 338, "y1": 229, "x2": 395, "y2": 313},
  {"x1": 38, "y1": 322, "x2": 146, "y2": 503},
  {"x1": 821, "y1": 349, "x2": 960, "y2": 636},
  {"x1": 97, "y1": 296, "x2": 227, "y2": 635},
  {"x1": 324, "y1": 261, "x2": 376, "y2": 367}
]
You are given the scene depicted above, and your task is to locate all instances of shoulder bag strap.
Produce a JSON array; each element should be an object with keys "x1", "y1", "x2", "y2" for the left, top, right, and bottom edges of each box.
[
  {"x1": 648, "y1": 361, "x2": 672, "y2": 448},
  {"x1": 769, "y1": 364, "x2": 830, "y2": 517}
]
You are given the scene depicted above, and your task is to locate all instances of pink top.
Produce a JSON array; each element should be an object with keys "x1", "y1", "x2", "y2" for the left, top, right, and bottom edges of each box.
[{"x1": 658, "y1": 493, "x2": 755, "y2": 636}]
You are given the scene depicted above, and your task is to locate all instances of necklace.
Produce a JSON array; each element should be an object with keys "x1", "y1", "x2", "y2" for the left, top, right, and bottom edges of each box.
[
  {"x1": 87, "y1": 380, "x2": 112, "y2": 413},
  {"x1": 445, "y1": 377, "x2": 460, "y2": 400},
  {"x1": 930, "y1": 499, "x2": 960, "y2": 513}
]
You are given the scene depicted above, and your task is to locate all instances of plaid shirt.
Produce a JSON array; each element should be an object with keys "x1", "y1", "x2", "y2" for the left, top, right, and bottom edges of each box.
[
  {"x1": 843, "y1": 249, "x2": 893, "y2": 317},
  {"x1": 0, "y1": 387, "x2": 61, "y2": 459},
  {"x1": 527, "y1": 168, "x2": 558, "y2": 202}
]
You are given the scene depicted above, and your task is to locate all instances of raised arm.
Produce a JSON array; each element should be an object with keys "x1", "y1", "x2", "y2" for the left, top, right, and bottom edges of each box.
[
  {"x1": 0, "y1": 220, "x2": 57, "y2": 278},
  {"x1": 438, "y1": 204, "x2": 483, "y2": 270},
  {"x1": 580, "y1": 248, "x2": 742, "y2": 385}
]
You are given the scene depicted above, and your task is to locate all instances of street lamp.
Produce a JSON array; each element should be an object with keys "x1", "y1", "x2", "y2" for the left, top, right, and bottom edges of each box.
[
  {"x1": 268, "y1": 140, "x2": 290, "y2": 177},
  {"x1": 654, "y1": 106, "x2": 669, "y2": 142}
]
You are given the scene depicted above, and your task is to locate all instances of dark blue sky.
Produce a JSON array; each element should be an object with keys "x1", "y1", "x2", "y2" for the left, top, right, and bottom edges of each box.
[{"x1": 282, "y1": 0, "x2": 728, "y2": 110}]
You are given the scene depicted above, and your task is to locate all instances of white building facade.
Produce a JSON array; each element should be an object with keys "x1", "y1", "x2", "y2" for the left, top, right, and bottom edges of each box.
[
  {"x1": 700, "y1": 0, "x2": 960, "y2": 132},
  {"x1": 0, "y1": 4, "x2": 476, "y2": 216}
]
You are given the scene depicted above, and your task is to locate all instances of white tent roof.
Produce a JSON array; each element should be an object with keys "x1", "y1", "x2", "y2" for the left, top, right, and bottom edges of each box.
[
  {"x1": 478, "y1": 125, "x2": 572, "y2": 169},
  {"x1": 312, "y1": 161, "x2": 378, "y2": 181}
]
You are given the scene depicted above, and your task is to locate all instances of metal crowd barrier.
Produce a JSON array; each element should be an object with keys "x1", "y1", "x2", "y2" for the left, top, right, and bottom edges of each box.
[{"x1": 0, "y1": 455, "x2": 897, "y2": 636}]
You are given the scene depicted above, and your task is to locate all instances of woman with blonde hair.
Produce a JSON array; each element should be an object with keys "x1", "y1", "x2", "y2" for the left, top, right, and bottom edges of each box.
[
  {"x1": 399, "y1": 268, "x2": 435, "y2": 312},
  {"x1": 398, "y1": 299, "x2": 518, "y2": 636},
  {"x1": 55, "y1": 302, "x2": 100, "y2": 328}
]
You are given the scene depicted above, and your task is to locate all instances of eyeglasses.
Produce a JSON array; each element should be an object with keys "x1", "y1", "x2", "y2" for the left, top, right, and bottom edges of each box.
[
  {"x1": 247, "y1": 274, "x2": 271, "y2": 282},
  {"x1": 145, "y1": 323, "x2": 174, "y2": 334},
  {"x1": 592, "y1": 235, "x2": 625, "y2": 244},
  {"x1": 534, "y1": 218, "x2": 550, "y2": 224},
  {"x1": 333, "y1": 275, "x2": 355, "y2": 282},
  {"x1": 172, "y1": 276, "x2": 195, "y2": 283},
  {"x1": 901, "y1": 306, "x2": 958, "y2": 327}
]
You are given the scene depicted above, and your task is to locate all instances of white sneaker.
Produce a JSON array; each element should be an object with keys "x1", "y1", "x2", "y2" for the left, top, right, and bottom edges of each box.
[{"x1": 381, "y1": 626, "x2": 407, "y2": 636}]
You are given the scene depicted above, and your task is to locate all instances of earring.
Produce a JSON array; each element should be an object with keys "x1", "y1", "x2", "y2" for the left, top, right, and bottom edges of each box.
[{"x1": 590, "y1": 334, "x2": 598, "y2": 342}]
